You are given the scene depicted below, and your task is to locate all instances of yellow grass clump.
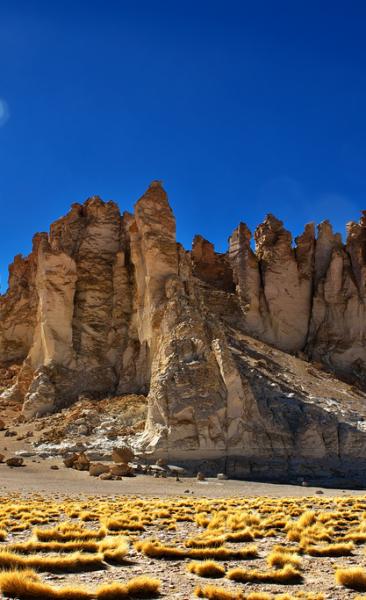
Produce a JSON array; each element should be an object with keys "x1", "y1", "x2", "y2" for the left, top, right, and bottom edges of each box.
[
  {"x1": 97, "y1": 576, "x2": 161, "y2": 599},
  {"x1": 0, "y1": 569, "x2": 92, "y2": 600},
  {"x1": 6, "y1": 539, "x2": 101, "y2": 554},
  {"x1": 0, "y1": 549, "x2": 105, "y2": 572},
  {"x1": 104, "y1": 517, "x2": 145, "y2": 532},
  {"x1": 303, "y1": 542, "x2": 354, "y2": 557},
  {"x1": 195, "y1": 585, "x2": 244, "y2": 599},
  {"x1": 34, "y1": 524, "x2": 107, "y2": 542},
  {"x1": 135, "y1": 540, "x2": 258, "y2": 560},
  {"x1": 187, "y1": 560, "x2": 226, "y2": 578},
  {"x1": 266, "y1": 550, "x2": 302, "y2": 569},
  {"x1": 101, "y1": 538, "x2": 129, "y2": 564},
  {"x1": 336, "y1": 567, "x2": 366, "y2": 591},
  {"x1": 227, "y1": 564, "x2": 303, "y2": 584}
]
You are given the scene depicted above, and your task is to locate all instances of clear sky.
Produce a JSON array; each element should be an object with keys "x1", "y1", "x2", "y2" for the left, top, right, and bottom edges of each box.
[{"x1": 1, "y1": 0, "x2": 366, "y2": 291}]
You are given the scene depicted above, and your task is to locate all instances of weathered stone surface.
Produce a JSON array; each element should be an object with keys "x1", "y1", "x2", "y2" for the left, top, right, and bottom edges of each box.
[
  {"x1": 112, "y1": 446, "x2": 134, "y2": 464},
  {"x1": 1, "y1": 182, "x2": 366, "y2": 485},
  {"x1": 6, "y1": 457, "x2": 24, "y2": 467},
  {"x1": 109, "y1": 462, "x2": 131, "y2": 477},
  {"x1": 89, "y1": 462, "x2": 110, "y2": 477}
]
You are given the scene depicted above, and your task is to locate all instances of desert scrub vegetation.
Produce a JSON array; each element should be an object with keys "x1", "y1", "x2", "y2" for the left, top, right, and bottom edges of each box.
[
  {"x1": 227, "y1": 565, "x2": 303, "y2": 584},
  {"x1": 266, "y1": 549, "x2": 302, "y2": 569},
  {"x1": 0, "y1": 569, "x2": 161, "y2": 599},
  {"x1": 187, "y1": 560, "x2": 226, "y2": 578},
  {"x1": 194, "y1": 586, "x2": 325, "y2": 600},
  {"x1": 1, "y1": 492, "x2": 366, "y2": 597},
  {"x1": 135, "y1": 539, "x2": 258, "y2": 560},
  {"x1": 335, "y1": 566, "x2": 366, "y2": 591}
]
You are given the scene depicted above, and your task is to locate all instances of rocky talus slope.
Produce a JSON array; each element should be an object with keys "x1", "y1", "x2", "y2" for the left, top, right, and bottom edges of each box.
[{"x1": 1, "y1": 181, "x2": 366, "y2": 484}]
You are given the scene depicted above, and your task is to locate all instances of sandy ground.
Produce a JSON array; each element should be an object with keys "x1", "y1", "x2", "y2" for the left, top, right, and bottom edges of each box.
[{"x1": 0, "y1": 458, "x2": 365, "y2": 498}]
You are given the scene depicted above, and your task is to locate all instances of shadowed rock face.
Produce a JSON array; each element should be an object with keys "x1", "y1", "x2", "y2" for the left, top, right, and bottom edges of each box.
[{"x1": 1, "y1": 181, "x2": 366, "y2": 485}]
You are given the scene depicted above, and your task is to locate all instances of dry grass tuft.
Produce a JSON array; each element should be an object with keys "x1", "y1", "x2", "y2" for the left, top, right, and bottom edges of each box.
[
  {"x1": 104, "y1": 517, "x2": 145, "y2": 532},
  {"x1": 195, "y1": 585, "x2": 244, "y2": 599},
  {"x1": 0, "y1": 570, "x2": 160, "y2": 599},
  {"x1": 336, "y1": 567, "x2": 366, "y2": 591},
  {"x1": 0, "y1": 549, "x2": 105, "y2": 572},
  {"x1": 304, "y1": 542, "x2": 354, "y2": 557},
  {"x1": 135, "y1": 540, "x2": 257, "y2": 561},
  {"x1": 266, "y1": 550, "x2": 302, "y2": 569},
  {"x1": 194, "y1": 588, "x2": 285, "y2": 600},
  {"x1": 227, "y1": 564, "x2": 302, "y2": 584},
  {"x1": 6, "y1": 539, "x2": 101, "y2": 554},
  {"x1": 0, "y1": 569, "x2": 92, "y2": 599},
  {"x1": 97, "y1": 576, "x2": 160, "y2": 598},
  {"x1": 102, "y1": 538, "x2": 129, "y2": 564},
  {"x1": 34, "y1": 525, "x2": 106, "y2": 542},
  {"x1": 187, "y1": 560, "x2": 226, "y2": 578}
]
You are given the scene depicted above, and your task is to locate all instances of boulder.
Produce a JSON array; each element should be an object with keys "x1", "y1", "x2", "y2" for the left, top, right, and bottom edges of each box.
[
  {"x1": 112, "y1": 446, "x2": 134, "y2": 464},
  {"x1": 6, "y1": 457, "x2": 24, "y2": 467},
  {"x1": 89, "y1": 462, "x2": 110, "y2": 477},
  {"x1": 109, "y1": 462, "x2": 131, "y2": 477},
  {"x1": 0, "y1": 419, "x2": 5, "y2": 431},
  {"x1": 63, "y1": 454, "x2": 78, "y2": 468},
  {"x1": 73, "y1": 452, "x2": 90, "y2": 471}
]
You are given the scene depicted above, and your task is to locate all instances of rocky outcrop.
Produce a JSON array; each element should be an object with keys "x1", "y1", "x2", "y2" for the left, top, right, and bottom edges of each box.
[{"x1": 1, "y1": 181, "x2": 366, "y2": 485}]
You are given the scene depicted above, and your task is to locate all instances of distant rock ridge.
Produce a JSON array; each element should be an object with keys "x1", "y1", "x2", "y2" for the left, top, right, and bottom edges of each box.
[{"x1": 1, "y1": 181, "x2": 366, "y2": 485}]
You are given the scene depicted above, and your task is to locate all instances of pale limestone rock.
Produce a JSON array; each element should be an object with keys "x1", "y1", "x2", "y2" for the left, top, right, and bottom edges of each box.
[{"x1": 1, "y1": 183, "x2": 366, "y2": 485}]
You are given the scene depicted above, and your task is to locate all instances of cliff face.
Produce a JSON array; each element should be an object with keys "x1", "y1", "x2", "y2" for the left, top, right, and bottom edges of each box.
[{"x1": 1, "y1": 182, "x2": 366, "y2": 484}]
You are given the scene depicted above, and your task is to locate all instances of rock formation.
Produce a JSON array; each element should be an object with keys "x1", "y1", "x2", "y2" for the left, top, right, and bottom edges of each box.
[{"x1": 1, "y1": 181, "x2": 366, "y2": 485}]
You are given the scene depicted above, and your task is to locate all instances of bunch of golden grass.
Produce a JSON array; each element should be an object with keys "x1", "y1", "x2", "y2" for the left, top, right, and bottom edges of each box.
[
  {"x1": 266, "y1": 550, "x2": 302, "y2": 569},
  {"x1": 135, "y1": 540, "x2": 258, "y2": 560},
  {"x1": 0, "y1": 569, "x2": 92, "y2": 600},
  {"x1": 186, "y1": 536, "x2": 227, "y2": 549},
  {"x1": 225, "y1": 529, "x2": 255, "y2": 542},
  {"x1": 272, "y1": 545, "x2": 299, "y2": 554},
  {"x1": 0, "y1": 570, "x2": 161, "y2": 599},
  {"x1": 343, "y1": 533, "x2": 366, "y2": 543},
  {"x1": 103, "y1": 518, "x2": 145, "y2": 532},
  {"x1": 227, "y1": 564, "x2": 302, "y2": 584},
  {"x1": 34, "y1": 525, "x2": 107, "y2": 542},
  {"x1": 302, "y1": 541, "x2": 354, "y2": 557},
  {"x1": 0, "y1": 549, "x2": 105, "y2": 572},
  {"x1": 101, "y1": 539, "x2": 129, "y2": 564},
  {"x1": 6, "y1": 539, "x2": 101, "y2": 554},
  {"x1": 187, "y1": 560, "x2": 226, "y2": 578},
  {"x1": 335, "y1": 567, "x2": 366, "y2": 591},
  {"x1": 0, "y1": 530, "x2": 6, "y2": 542},
  {"x1": 195, "y1": 585, "x2": 244, "y2": 599},
  {"x1": 194, "y1": 587, "x2": 313, "y2": 600},
  {"x1": 96, "y1": 576, "x2": 161, "y2": 599}
]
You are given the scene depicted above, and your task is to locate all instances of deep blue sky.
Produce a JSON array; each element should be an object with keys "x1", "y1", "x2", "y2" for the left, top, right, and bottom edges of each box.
[{"x1": 1, "y1": 1, "x2": 366, "y2": 290}]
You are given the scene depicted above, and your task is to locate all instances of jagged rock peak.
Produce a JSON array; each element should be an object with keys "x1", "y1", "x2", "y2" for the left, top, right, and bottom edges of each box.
[
  {"x1": 1, "y1": 186, "x2": 366, "y2": 486},
  {"x1": 254, "y1": 213, "x2": 293, "y2": 262}
]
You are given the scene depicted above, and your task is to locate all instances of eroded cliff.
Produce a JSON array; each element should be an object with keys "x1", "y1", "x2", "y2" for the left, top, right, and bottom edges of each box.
[{"x1": 1, "y1": 182, "x2": 366, "y2": 484}]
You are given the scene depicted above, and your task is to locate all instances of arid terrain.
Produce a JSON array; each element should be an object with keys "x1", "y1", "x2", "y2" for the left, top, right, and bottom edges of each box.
[
  {"x1": 2, "y1": 406, "x2": 366, "y2": 598},
  {"x1": 0, "y1": 487, "x2": 366, "y2": 599}
]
